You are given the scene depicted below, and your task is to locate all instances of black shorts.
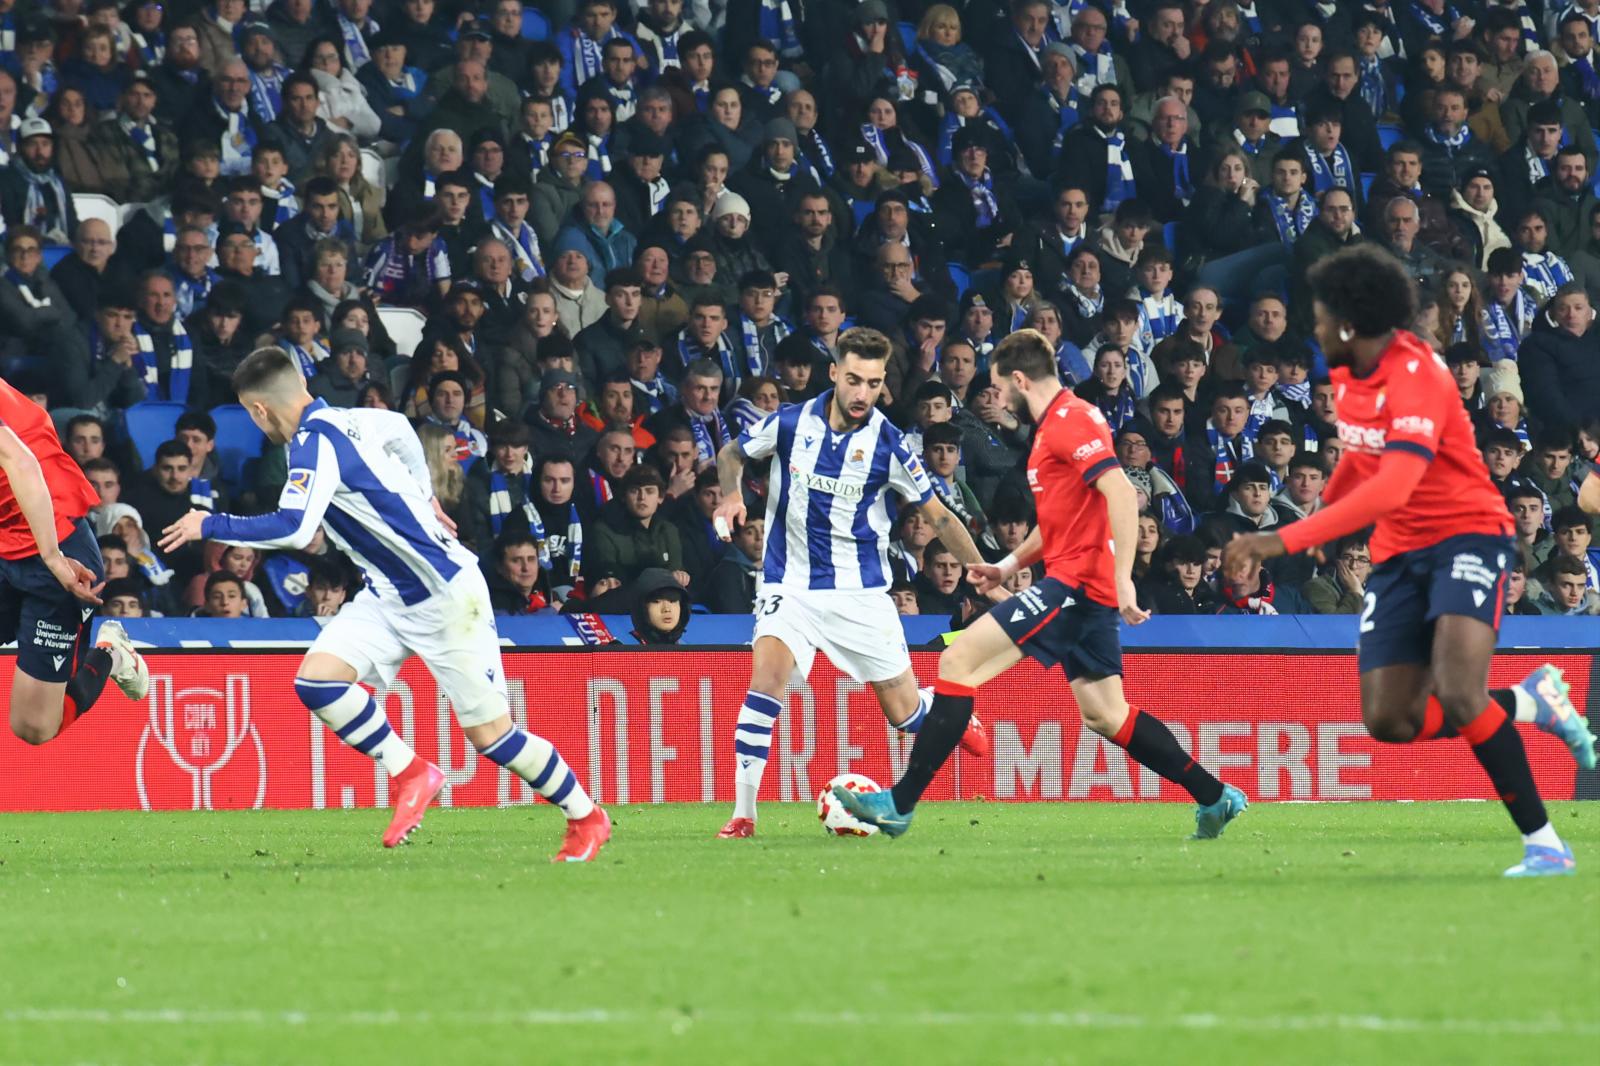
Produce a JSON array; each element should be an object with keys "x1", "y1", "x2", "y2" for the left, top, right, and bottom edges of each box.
[
  {"x1": 0, "y1": 519, "x2": 104, "y2": 684},
  {"x1": 992, "y1": 576, "x2": 1122, "y2": 681},
  {"x1": 1356, "y1": 532, "x2": 1515, "y2": 673}
]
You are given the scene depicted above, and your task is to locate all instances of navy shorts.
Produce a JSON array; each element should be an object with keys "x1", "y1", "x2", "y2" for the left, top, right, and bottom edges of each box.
[
  {"x1": 0, "y1": 519, "x2": 104, "y2": 684},
  {"x1": 992, "y1": 576, "x2": 1123, "y2": 681},
  {"x1": 1356, "y1": 532, "x2": 1515, "y2": 673}
]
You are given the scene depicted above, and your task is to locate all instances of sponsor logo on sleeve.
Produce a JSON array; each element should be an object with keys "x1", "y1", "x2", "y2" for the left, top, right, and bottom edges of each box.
[
  {"x1": 1071, "y1": 438, "x2": 1106, "y2": 461},
  {"x1": 1389, "y1": 415, "x2": 1435, "y2": 438},
  {"x1": 284, "y1": 468, "x2": 314, "y2": 503}
]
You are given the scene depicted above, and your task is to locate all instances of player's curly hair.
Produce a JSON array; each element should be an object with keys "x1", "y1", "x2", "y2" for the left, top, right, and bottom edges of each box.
[{"x1": 1307, "y1": 245, "x2": 1418, "y2": 338}]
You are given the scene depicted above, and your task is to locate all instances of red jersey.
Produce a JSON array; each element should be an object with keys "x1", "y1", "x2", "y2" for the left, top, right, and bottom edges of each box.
[
  {"x1": 1027, "y1": 388, "x2": 1120, "y2": 606},
  {"x1": 0, "y1": 379, "x2": 100, "y2": 560},
  {"x1": 1324, "y1": 330, "x2": 1512, "y2": 563}
]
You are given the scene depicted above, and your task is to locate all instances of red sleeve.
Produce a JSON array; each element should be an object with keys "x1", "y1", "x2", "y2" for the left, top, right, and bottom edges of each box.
[
  {"x1": 1278, "y1": 449, "x2": 1431, "y2": 556},
  {"x1": 1380, "y1": 361, "x2": 1452, "y2": 464},
  {"x1": 1049, "y1": 408, "x2": 1119, "y2": 484}
]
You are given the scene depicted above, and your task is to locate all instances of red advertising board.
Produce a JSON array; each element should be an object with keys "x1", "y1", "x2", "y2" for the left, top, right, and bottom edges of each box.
[{"x1": 0, "y1": 650, "x2": 1587, "y2": 811}]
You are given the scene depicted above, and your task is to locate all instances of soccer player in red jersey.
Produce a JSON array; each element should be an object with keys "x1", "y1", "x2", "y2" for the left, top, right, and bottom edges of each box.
[
  {"x1": 0, "y1": 379, "x2": 148, "y2": 743},
  {"x1": 1225, "y1": 245, "x2": 1593, "y2": 878},
  {"x1": 835, "y1": 329, "x2": 1248, "y2": 839}
]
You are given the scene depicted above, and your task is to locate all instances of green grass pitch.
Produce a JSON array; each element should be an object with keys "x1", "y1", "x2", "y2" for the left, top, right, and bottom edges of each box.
[{"x1": 0, "y1": 802, "x2": 1593, "y2": 1066}]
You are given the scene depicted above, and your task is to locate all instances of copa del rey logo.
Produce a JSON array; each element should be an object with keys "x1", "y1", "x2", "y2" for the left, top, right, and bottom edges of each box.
[{"x1": 136, "y1": 673, "x2": 267, "y2": 811}]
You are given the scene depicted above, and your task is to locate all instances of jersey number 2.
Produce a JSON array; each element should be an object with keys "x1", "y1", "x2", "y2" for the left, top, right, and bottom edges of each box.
[{"x1": 1359, "y1": 591, "x2": 1377, "y2": 634}]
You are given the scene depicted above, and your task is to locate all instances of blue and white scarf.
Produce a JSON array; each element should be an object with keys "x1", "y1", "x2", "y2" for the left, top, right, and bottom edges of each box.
[
  {"x1": 741, "y1": 75, "x2": 783, "y2": 109},
  {"x1": 492, "y1": 220, "x2": 545, "y2": 282},
  {"x1": 738, "y1": 314, "x2": 790, "y2": 375},
  {"x1": 1305, "y1": 142, "x2": 1355, "y2": 197},
  {"x1": 1277, "y1": 380, "x2": 1313, "y2": 408},
  {"x1": 3, "y1": 268, "x2": 50, "y2": 309},
  {"x1": 488, "y1": 465, "x2": 549, "y2": 564},
  {"x1": 1521, "y1": 251, "x2": 1574, "y2": 303},
  {"x1": 1069, "y1": 40, "x2": 1115, "y2": 94},
  {"x1": 957, "y1": 167, "x2": 1001, "y2": 228},
  {"x1": 1358, "y1": 54, "x2": 1386, "y2": 117},
  {"x1": 1265, "y1": 190, "x2": 1316, "y2": 246},
  {"x1": 799, "y1": 129, "x2": 835, "y2": 179},
  {"x1": 678, "y1": 330, "x2": 735, "y2": 377},
  {"x1": 631, "y1": 373, "x2": 676, "y2": 413},
  {"x1": 280, "y1": 335, "x2": 329, "y2": 378},
  {"x1": 585, "y1": 132, "x2": 613, "y2": 178},
  {"x1": 1097, "y1": 386, "x2": 1137, "y2": 431},
  {"x1": 263, "y1": 179, "x2": 298, "y2": 226},
  {"x1": 1237, "y1": 0, "x2": 1263, "y2": 33},
  {"x1": 1159, "y1": 142, "x2": 1193, "y2": 204},
  {"x1": 519, "y1": 131, "x2": 553, "y2": 173},
  {"x1": 1408, "y1": 0, "x2": 1460, "y2": 37},
  {"x1": 188, "y1": 475, "x2": 217, "y2": 511},
  {"x1": 134, "y1": 317, "x2": 192, "y2": 404},
  {"x1": 1065, "y1": 283, "x2": 1104, "y2": 321},
  {"x1": 1137, "y1": 288, "x2": 1183, "y2": 348},
  {"x1": 569, "y1": 27, "x2": 606, "y2": 85},
  {"x1": 1481, "y1": 302, "x2": 1520, "y2": 363},
  {"x1": 1207, "y1": 422, "x2": 1255, "y2": 489},
  {"x1": 172, "y1": 269, "x2": 218, "y2": 318},
  {"x1": 120, "y1": 115, "x2": 161, "y2": 172},
  {"x1": 1098, "y1": 127, "x2": 1135, "y2": 212},
  {"x1": 248, "y1": 64, "x2": 287, "y2": 124},
  {"x1": 133, "y1": 30, "x2": 165, "y2": 67},
  {"x1": 1422, "y1": 123, "x2": 1472, "y2": 153},
  {"x1": 214, "y1": 100, "x2": 257, "y2": 175},
  {"x1": 688, "y1": 409, "x2": 731, "y2": 462},
  {"x1": 759, "y1": 0, "x2": 802, "y2": 56},
  {"x1": 1056, "y1": 342, "x2": 1092, "y2": 385},
  {"x1": 860, "y1": 124, "x2": 939, "y2": 188},
  {"x1": 338, "y1": 14, "x2": 374, "y2": 69},
  {"x1": 1044, "y1": 85, "x2": 1082, "y2": 152}
]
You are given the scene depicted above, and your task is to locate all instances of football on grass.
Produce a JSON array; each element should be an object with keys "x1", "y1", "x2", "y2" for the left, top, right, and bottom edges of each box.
[{"x1": 817, "y1": 773, "x2": 882, "y2": 836}]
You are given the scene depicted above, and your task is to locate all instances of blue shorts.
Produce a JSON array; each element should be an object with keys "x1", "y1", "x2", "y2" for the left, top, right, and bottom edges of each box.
[
  {"x1": 992, "y1": 576, "x2": 1122, "y2": 681},
  {"x1": 1356, "y1": 533, "x2": 1515, "y2": 673},
  {"x1": 0, "y1": 519, "x2": 104, "y2": 684}
]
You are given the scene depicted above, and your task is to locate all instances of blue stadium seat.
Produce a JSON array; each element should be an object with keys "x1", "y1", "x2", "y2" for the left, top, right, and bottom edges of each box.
[
  {"x1": 1162, "y1": 221, "x2": 1180, "y2": 253},
  {"x1": 1360, "y1": 172, "x2": 1375, "y2": 196},
  {"x1": 42, "y1": 245, "x2": 69, "y2": 270},
  {"x1": 208, "y1": 404, "x2": 266, "y2": 490},
  {"x1": 898, "y1": 21, "x2": 916, "y2": 53},
  {"x1": 522, "y1": 8, "x2": 549, "y2": 40},
  {"x1": 947, "y1": 261, "x2": 970, "y2": 298},
  {"x1": 123, "y1": 401, "x2": 187, "y2": 469},
  {"x1": 1377, "y1": 124, "x2": 1404, "y2": 150}
]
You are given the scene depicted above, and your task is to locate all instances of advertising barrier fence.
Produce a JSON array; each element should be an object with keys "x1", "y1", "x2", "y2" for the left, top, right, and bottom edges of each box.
[{"x1": 1, "y1": 641, "x2": 1592, "y2": 811}]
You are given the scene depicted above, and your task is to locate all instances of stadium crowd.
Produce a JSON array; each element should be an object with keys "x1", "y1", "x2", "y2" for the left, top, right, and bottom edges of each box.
[{"x1": 11, "y1": 0, "x2": 1598, "y2": 625}]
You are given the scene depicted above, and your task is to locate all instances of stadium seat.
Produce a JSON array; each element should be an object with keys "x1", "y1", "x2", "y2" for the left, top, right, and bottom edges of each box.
[
  {"x1": 1377, "y1": 124, "x2": 1403, "y2": 150},
  {"x1": 898, "y1": 21, "x2": 917, "y2": 53},
  {"x1": 947, "y1": 261, "x2": 970, "y2": 298},
  {"x1": 123, "y1": 401, "x2": 187, "y2": 468},
  {"x1": 522, "y1": 8, "x2": 549, "y2": 40},
  {"x1": 42, "y1": 245, "x2": 69, "y2": 269},
  {"x1": 377, "y1": 306, "x2": 427, "y2": 357},
  {"x1": 359, "y1": 149, "x2": 384, "y2": 190},
  {"x1": 72, "y1": 192, "x2": 120, "y2": 237},
  {"x1": 1163, "y1": 221, "x2": 1180, "y2": 253},
  {"x1": 1360, "y1": 172, "x2": 1375, "y2": 196},
  {"x1": 208, "y1": 404, "x2": 267, "y2": 490}
]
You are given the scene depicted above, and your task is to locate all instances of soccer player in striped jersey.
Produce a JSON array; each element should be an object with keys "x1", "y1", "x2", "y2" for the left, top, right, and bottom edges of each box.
[
  {"x1": 0, "y1": 378, "x2": 148, "y2": 744},
  {"x1": 159, "y1": 347, "x2": 610, "y2": 862},
  {"x1": 711, "y1": 327, "x2": 992, "y2": 839},
  {"x1": 833, "y1": 329, "x2": 1247, "y2": 841},
  {"x1": 1225, "y1": 245, "x2": 1592, "y2": 878}
]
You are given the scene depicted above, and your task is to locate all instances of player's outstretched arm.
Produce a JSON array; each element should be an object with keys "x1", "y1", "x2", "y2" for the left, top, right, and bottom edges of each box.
[
  {"x1": 1094, "y1": 468, "x2": 1151, "y2": 625},
  {"x1": 161, "y1": 435, "x2": 340, "y2": 553},
  {"x1": 970, "y1": 525, "x2": 1043, "y2": 595},
  {"x1": 0, "y1": 422, "x2": 102, "y2": 604},
  {"x1": 917, "y1": 494, "x2": 984, "y2": 566}
]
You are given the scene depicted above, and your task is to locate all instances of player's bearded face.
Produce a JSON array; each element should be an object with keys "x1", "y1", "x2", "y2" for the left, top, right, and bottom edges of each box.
[
  {"x1": 992, "y1": 365, "x2": 1027, "y2": 417},
  {"x1": 831, "y1": 357, "x2": 884, "y2": 426}
]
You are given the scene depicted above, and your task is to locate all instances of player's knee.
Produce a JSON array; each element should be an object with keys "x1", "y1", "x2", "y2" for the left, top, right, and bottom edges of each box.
[
  {"x1": 1079, "y1": 704, "x2": 1120, "y2": 738},
  {"x1": 10, "y1": 717, "x2": 56, "y2": 746},
  {"x1": 1365, "y1": 709, "x2": 1419, "y2": 744},
  {"x1": 1429, "y1": 681, "x2": 1484, "y2": 722}
]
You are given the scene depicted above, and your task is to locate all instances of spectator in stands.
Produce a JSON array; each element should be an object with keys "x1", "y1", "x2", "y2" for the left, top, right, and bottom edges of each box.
[
  {"x1": 588, "y1": 462, "x2": 686, "y2": 598},
  {"x1": 126, "y1": 439, "x2": 210, "y2": 583},
  {"x1": 1537, "y1": 554, "x2": 1600, "y2": 614},
  {"x1": 490, "y1": 532, "x2": 549, "y2": 615},
  {"x1": 526, "y1": 367, "x2": 600, "y2": 464},
  {"x1": 575, "y1": 266, "x2": 647, "y2": 385},
  {"x1": 1534, "y1": 506, "x2": 1598, "y2": 590},
  {"x1": 1289, "y1": 187, "x2": 1362, "y2": 330},
  {"x1": 0, "y1": 118, "x2": 77, "y2": 246},
  {"x1": 1141, "y1": 534, "x2": 1218, "y2": 615},
  {"x1": 0, "y1": 226, "x2": 90, "y2": 407},
  {"x1": 198, "y1": 570, "x2": 249, "y2": 618},
  {"x1": 1303, "y1": 535, "x2": 1371, "y2": 614},
  {"x1": 52, "y1": 219, "x2": 128, "y2": 327},
  {"x1": 628, "y1": 567, "x2": 692, "y2": 643},
  {"x1": 915, "y1": 538, "x2": 964, "y2": 616},
  {"x1": 100, "y1": 578, "x2": 147, "y2": 618},
  {"x1": 1520, "y1": 285, "x2": 1598, "y2": 429}
]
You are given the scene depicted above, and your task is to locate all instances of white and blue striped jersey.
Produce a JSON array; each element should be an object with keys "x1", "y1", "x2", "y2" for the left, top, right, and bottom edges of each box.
[
  {"x1": 201, "y1": 400, "x2": 474, "y2": 606},
  {"x1": 739, "y1": 391, "x2": 933, "y2": 591}
]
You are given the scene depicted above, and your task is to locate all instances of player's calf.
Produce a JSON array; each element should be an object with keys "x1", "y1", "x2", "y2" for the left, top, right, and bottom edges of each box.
[{"x1": 293, "y1": 677, "x2": 418, "y2": 776}]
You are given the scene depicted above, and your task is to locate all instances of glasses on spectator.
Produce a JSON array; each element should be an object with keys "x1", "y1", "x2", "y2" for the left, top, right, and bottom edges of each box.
[
  {"x1": 1121, "y1": 439, "x2": 1151, "y2": 451},
  {"x1": 10, "y1": 244, "x2": 40, "y2": 256},
  {"x1": 747, "y1": 289, "x2": 778, "y2": 300},
  {"x1": 750, "y1": 57, "x2": 778, "y2": 69},
  {"x1": 882, "y1": 261, "x2": 912, "y2": 274},
  {"x1": 1338, "y1": 553, "x2": 1371, "y2": 567},
  {"x1": 556, "y1": 150, "x2": 586, "y2": 160}
]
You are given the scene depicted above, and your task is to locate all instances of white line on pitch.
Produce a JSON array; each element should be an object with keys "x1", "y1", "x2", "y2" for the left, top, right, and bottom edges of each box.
[{"x1": 1, "y1": 1007, "x2": 1594, "y2": 1037}]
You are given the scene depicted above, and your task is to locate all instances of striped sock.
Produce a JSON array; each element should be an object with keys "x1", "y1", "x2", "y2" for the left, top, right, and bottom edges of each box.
[
  {"x1": 479, "y1": 727, "x2": 594, "y2": 820},
  {"x1": 891, "y1": 688, "x2": 931, "y2": 733},
  {"x1": 294, "y1": 679, "x2": 415, "y2": 776},
  {"x1": 733, "y1": 690, "x2": 782, "y2": 820}
]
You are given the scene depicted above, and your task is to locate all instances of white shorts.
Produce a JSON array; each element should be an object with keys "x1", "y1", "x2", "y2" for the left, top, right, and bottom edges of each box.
[
  {"x1": 752, "y1": 585, "x2": 912, "y2": 685},
  {"x1": 310, "y1": 567, "x2": 510, "y2": 727}
]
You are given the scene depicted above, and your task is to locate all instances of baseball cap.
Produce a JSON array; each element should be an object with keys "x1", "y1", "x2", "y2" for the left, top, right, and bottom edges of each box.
[{"x1": 18, "y1": 117, "x2": 50, "y2": 140}]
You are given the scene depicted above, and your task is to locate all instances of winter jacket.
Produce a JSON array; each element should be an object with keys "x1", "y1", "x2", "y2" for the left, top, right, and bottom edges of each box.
[{"x1": 589, "y1": 507, "x2": 684, "y2": 588}]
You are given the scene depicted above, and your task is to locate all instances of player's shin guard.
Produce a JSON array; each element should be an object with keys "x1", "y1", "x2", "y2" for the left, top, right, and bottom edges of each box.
[
  {"x1": 1459, "y1": 702, "x2": 1551, "y2": 838},
  {"x1": 294, "y1": 679, "x2": 416, "y2": 776},
  {"x1": 59, "y1": 648, "x2": 113, "y2": 731},
  {"x1": 733, "y1": 690, "x2": 782, "y2": 820},
  {"x1": 890, "y1": 679, "x2": 973, "y2": 813},
  {"x1": 478, "y1": 727, "x2": 595, "y2": 819},
  {"x1": 1112, "y1": 707, "x2": 1225, "y2": 806}
]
